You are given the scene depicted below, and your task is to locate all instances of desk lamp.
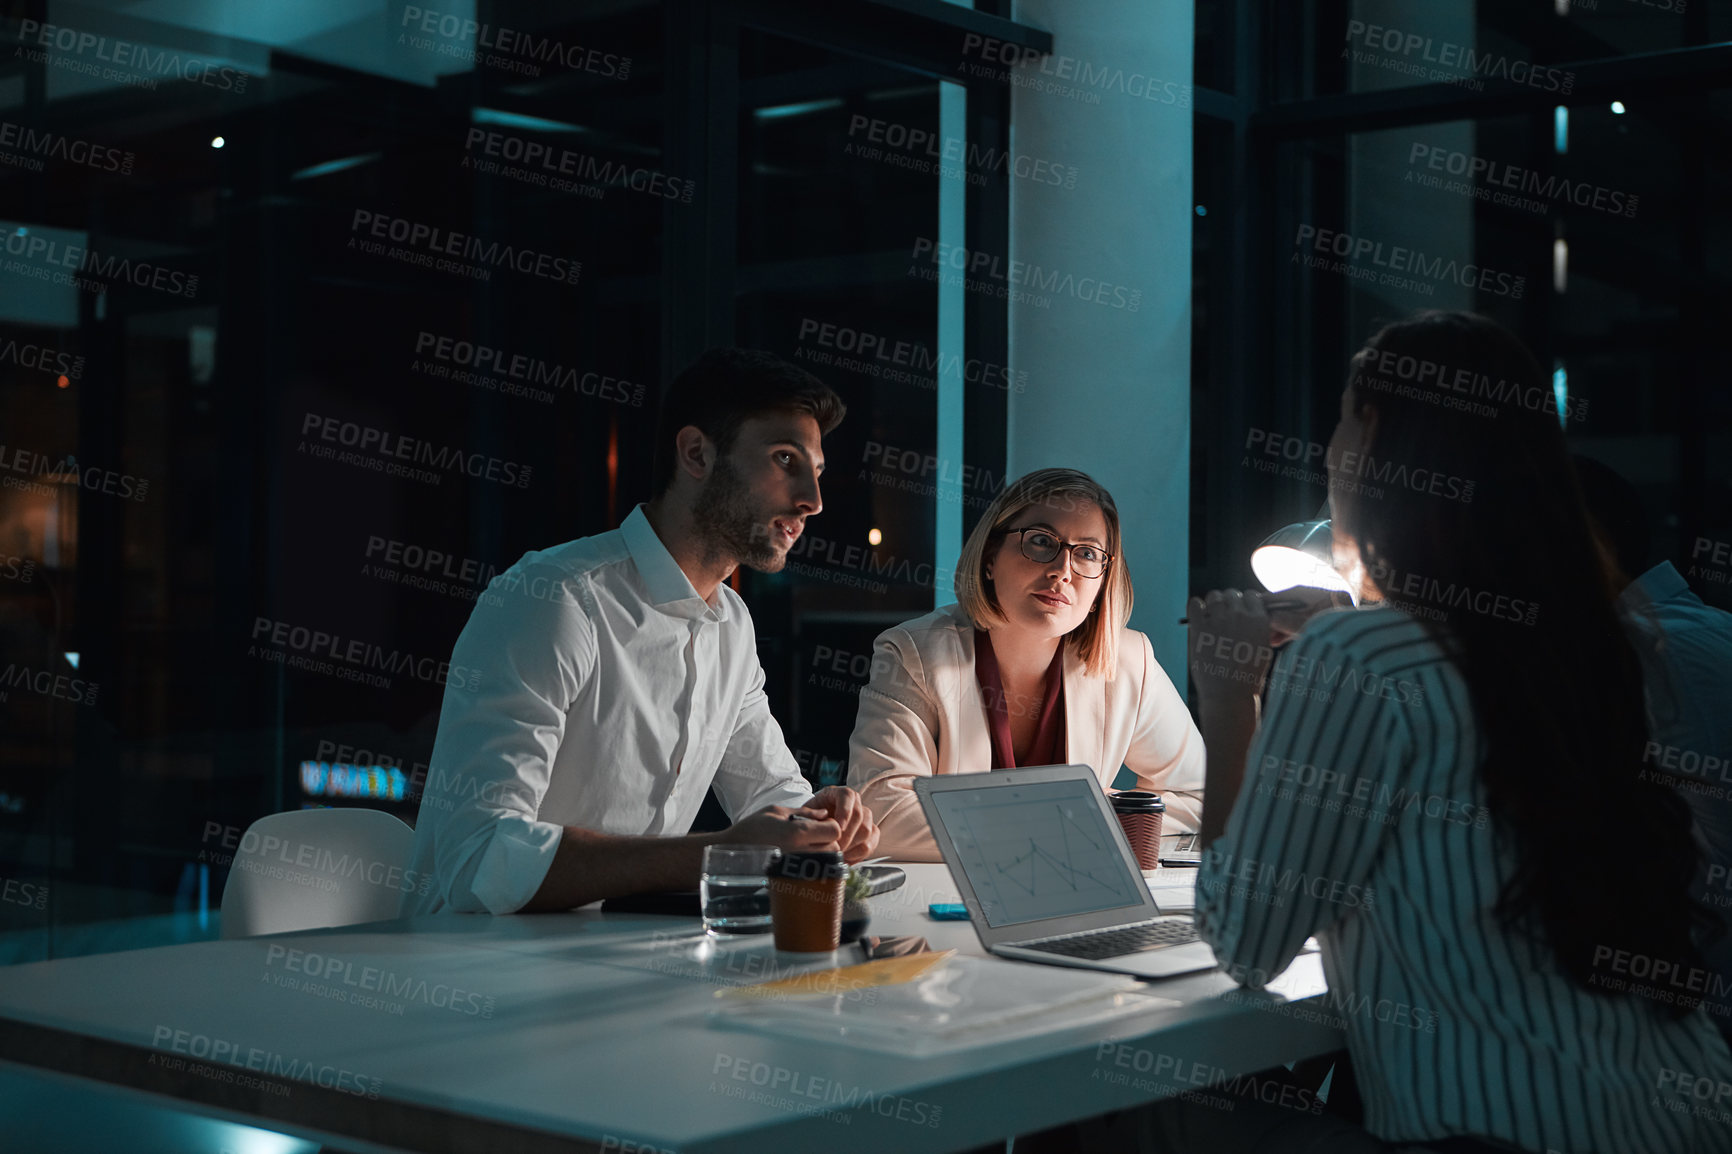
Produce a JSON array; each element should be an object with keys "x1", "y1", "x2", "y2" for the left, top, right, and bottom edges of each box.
[{"x1": 1249, "y1": 510, "x2": 1357, "y2": 603}]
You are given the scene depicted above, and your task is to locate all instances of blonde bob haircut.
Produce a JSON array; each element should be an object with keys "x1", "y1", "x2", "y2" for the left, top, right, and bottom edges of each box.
[{"x1": 954, "y1": 467, "x2": 1131, "y2": 679}]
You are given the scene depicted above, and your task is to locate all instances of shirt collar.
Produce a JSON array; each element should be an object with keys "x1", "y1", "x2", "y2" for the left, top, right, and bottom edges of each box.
[
  {"x1": 1619, "y1": 561, "x2": 1691, "y2": 614},
  {"x1": 620, "y1": 504, "x2": 730, "y2": 622}
]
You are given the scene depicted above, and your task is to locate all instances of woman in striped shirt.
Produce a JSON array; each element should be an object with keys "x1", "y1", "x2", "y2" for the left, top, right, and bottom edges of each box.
[{"x1": 1169, "y1": 312, "x2": 1732, "y2": 1153}]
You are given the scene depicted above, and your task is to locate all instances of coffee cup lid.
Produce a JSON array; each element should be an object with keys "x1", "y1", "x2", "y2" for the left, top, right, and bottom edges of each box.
[
  {"x1": 772, "y1": 850, "x2": 847, "y2": 881},
  {"x1": 1110, "y1": 791, "x2": 1165, "y2": 812}
]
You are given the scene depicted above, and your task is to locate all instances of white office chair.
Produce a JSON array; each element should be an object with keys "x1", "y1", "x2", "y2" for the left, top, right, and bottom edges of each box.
[{"x1": 219, "y1": 809, "x2": 416, "y2": 939}]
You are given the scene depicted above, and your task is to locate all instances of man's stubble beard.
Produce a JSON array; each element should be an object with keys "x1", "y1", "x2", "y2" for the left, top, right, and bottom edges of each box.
[{"x1": 691, "y1": 454, "x2": 788, "y2": 574}]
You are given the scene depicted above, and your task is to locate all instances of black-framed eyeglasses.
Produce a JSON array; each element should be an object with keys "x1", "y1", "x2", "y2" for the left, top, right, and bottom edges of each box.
[{"x1": 1007, "y1": 527, "x2": 1112, "y2": 579}]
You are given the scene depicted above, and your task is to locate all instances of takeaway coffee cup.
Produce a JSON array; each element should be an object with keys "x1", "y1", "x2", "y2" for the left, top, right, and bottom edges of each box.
[
  {"x1": 1111, "y1": 791, "x2": 1165, "y2": 871},
  {"x1": 768, "y1": 850, "x2": 847, "y2": 953}
]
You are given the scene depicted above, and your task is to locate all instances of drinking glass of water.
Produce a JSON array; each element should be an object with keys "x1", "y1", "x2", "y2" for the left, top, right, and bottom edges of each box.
[{"x1": 701, "y1": 845, "x2": 778, "y2": 936}]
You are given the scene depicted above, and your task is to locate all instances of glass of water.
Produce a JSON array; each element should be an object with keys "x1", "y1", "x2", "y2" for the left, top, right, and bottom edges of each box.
[{"x1": 701, "y1": 845, "x2": 778, "y2": 936}]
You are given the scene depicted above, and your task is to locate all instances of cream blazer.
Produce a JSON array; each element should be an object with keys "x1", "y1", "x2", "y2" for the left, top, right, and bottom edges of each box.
[{"x1": 846, "y1": 604, "x2": 1206, "y2": 861}]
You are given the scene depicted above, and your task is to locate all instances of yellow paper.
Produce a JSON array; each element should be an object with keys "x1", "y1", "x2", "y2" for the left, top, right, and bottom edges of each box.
[{"x1": 716, "y1": 950, "x2": 956, "y2": 999}]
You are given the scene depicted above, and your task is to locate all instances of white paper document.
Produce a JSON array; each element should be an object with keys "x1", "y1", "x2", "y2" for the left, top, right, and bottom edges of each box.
[{"x1": 707, "y1": 954, "x2": 1180, "y2": 1056}]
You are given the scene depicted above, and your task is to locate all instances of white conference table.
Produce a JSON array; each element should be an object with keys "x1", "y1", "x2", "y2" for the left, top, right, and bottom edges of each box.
[{"x1": 0, "y1": 864, "x2": 1344, "y2": 1154}]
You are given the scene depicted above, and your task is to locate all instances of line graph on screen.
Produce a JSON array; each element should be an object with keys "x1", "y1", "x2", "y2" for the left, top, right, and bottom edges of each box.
[
  {"x1": 945, "y1": 793, "x2": 1140, "y2": 920},
  {"x1": 991, "y1": 806, "x2": 1122, "y2": 896}
]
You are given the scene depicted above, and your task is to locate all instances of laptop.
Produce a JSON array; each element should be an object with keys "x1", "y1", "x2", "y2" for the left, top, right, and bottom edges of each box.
[{"x1": 915, "y1": 764, "x2": 1218, "y2": 979}]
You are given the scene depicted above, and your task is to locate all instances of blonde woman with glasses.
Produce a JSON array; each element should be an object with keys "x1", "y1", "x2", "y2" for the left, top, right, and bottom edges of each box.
[{"x1": 847, "y1": 468, "x2": 1204, "y2": 860}]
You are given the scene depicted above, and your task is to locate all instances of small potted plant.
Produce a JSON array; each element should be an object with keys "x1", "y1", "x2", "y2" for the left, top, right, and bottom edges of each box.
[{"x1": 840, "y1": 867, "x2": 873, "y2": 944}]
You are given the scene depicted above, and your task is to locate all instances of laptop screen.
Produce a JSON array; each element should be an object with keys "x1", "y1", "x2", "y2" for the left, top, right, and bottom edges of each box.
[{"x1": 928, "y1": 776, "x2": 1147, "y2": 928}]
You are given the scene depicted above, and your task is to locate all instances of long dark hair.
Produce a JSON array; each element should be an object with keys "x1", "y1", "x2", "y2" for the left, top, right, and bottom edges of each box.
[{"x1": 1333, "y1": 311, "x2": 1708, "y2": 1012}]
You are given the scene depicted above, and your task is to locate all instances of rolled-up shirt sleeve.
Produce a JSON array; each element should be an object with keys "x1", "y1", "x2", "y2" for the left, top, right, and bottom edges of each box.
[
  {"x1": 1194, "y1": 625, "x2": 1405, "y2": 987},
  {"x1": 847, "y1": 628, "x2": 945, "y2": 862},
  {"x1": 711, "y1": 654, "x2": 814, "y2": 819},
  {"x1": 414, "y1": 567, "x2": 596, "y2": 915},
  {"x1": 1125, "y1": 630, "x2": 1207, "y2": 834}
]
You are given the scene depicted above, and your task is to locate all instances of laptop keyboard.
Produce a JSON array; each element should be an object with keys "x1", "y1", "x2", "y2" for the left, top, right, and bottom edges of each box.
[{"x1": 1020, "y1": 919, "x2": 1199, "y2": 960}]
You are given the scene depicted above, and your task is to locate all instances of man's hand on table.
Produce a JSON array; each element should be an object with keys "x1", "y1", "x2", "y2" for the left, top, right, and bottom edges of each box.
[
  {"x1": 798, "y1": 786, "x2": 881, "y2": 863},
  {"x1": 710, "y1": 789, "x2": 879, "y2": 862},
  {"x1": 530, "y1": 793, "x2": 874, "y2": 912},
  {"x1": 714, "y1": 805, "x2": 842, "y2": 854}
]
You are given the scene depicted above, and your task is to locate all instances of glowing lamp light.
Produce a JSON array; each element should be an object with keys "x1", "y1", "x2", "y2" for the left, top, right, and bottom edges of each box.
[
  {"x1": 210, "y1": 135, "x2": 225, "y2": 149},
  {"x1": 867, "y1": 527, "x2": 883, "y2": 546},
  {"x1": 1611, "y1": 101, "x2": 1626, "y2": 115},
  {"x1": 1250, "y1": 518, "x2": 1355, "y2": 598},
  {"x1": 56, "y1": 375, "x2": 69, "y2": 388}
]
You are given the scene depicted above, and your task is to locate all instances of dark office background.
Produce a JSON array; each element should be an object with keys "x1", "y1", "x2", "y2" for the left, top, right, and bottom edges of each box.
[{"x1": 0, "y1": 0, "x2": 1727, "y2": 963}]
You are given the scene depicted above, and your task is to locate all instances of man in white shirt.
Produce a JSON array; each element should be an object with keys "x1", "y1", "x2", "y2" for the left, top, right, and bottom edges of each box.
[
  {"x1": 405, "y1": 349, "x2": 879, "y2": 915},
  {"x1": 1576, "y1": 455, "x2": 1732, "y2": 1038}
]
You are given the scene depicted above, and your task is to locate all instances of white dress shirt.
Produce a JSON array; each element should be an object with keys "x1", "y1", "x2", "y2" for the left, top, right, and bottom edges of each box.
[
  {"x1": 403, "y1": 505, "x2": 814, "y2": 915},
  {"x1": 1620, "y1": 562, "x2": 1732, "y2": 804},
  {"x1": 1620, "y1": 562, "x2": 1732, "y2": 1031}
]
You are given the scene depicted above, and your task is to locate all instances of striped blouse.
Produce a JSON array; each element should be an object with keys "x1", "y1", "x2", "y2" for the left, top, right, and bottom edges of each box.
[{"x1": 1195, "y1": 607, "x2": 1732, "y2": 1154}]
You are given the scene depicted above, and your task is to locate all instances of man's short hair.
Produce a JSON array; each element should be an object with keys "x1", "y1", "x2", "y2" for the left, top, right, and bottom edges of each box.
[
  {"x1": 1572, "y1": 454, "x2": 1650, "y2": 580},
  {"x1": 650, "y1": 349, "x2": 845, "y2": 496}
]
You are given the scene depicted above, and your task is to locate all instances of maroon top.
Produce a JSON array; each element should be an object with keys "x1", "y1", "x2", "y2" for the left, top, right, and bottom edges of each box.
[{"x1": 973, "y1": 629, "x2": 1067, "y2": 770}]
